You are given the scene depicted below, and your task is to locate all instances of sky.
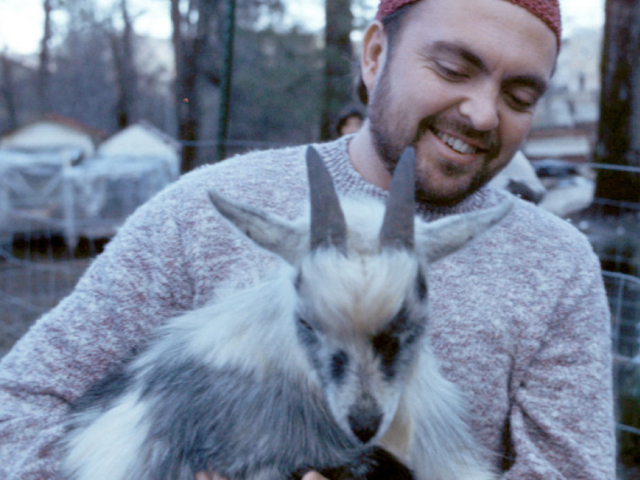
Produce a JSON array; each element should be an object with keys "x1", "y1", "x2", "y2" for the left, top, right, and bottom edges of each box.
[{"x1": 0, "y1": 0, "x2": 606, "y2": 56}]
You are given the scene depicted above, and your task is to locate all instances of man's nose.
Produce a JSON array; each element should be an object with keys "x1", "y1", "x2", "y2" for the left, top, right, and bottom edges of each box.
[{"x1": 458, "y1": 82, "x2": 500, "y2": 132}]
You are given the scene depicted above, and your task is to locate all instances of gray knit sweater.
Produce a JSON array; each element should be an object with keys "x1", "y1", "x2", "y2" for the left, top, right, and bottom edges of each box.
[{"x1": 0, "y1": 136, "x2": 615, "y2": 479}]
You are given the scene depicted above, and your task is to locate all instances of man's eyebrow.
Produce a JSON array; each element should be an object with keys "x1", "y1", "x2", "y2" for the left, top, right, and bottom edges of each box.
[
  {"x1": 503, "y1": 76, "x2": 549, "y2": 97},
  {"x1": 430, "y1": 41, "x2": 486, "y2": 72},
  {"x1": 430, "y1": 40, "x2": 549, "y2": 95}
]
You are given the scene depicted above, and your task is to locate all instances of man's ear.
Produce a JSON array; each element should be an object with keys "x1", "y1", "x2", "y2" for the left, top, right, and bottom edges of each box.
[{"x1": 361, "y1": 21, "x2": 388, "y2": 98}]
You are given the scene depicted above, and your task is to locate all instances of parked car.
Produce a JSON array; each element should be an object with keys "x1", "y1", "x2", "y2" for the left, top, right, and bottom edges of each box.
[{"x1": 533, "y1": 158, "x2": 580, "y2": 178}]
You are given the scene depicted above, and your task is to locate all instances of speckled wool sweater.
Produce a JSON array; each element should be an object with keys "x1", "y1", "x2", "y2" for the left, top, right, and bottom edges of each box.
[{"x1": 0, "y1": 136, "x2": 615, "y2": 479}]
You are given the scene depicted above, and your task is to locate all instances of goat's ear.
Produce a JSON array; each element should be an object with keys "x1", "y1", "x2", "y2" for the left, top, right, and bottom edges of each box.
[
  {"x1": 208, "y1": 190, "x2": 307, "y2": 265},
  {"x1": 416, "y1": 199, "x2": 513, "y2": 264}
]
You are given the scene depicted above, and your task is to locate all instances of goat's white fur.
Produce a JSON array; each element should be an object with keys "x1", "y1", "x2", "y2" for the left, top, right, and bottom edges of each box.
[{"x1": 60, "y1": 180, "x2": 512, "y2": 480}]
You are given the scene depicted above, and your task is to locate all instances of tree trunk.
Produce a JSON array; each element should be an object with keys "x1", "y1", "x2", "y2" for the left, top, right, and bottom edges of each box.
[
  {"x1": 0, "y1": 55, "x2": 18, "y2": 131},
  {"x1": 595, "y1": 0, "x2": 640, "y2": 209},
  {"x1": 171, "y1": 0, "x2": 221, "y2": 172},
  {"x1": 172, "y1": 0, "x2": 198, "y2": 172},
  {"x1": 38, "y1": 0, "x2": 53, "y2": 114},
  {"x1": 111, "y1": 0, "x2": 138, "y2": 129},
  {"x1": 215, "y1": 0, "x2": 235, "y2": 162},
  {"x1": 320, "y1": 0, "x2": 353, "y2": 141}
]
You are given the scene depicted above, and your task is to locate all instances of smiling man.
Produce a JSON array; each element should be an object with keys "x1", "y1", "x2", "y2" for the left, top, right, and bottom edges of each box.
[
  {"x1": 300, "y1": 2, "x2": 613, "y2": 478},
  {"x1": 0, "y1": 0, "x2": 615, "y2": 479},
  {"x1": 350, "y1": 0, "x2": 557, "y2": 207}
]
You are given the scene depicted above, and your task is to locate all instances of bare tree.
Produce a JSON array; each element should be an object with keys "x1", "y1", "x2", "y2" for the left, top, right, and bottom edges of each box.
[
  {"x1": 229, "y1": 26, "x2": 323, "y2": 146},
  {"x1": 594, "y1": 0, "x2": 640, "y2": 208},
  {"x1": 38, "y1": 0, "x2": 56, "y2": 114},
  {"x1": 110, "y1": 0, "x2": 138, "y2": 129},
  {"x1": 171, "y1": 0, "x2": 290, "y2": 171},
  {"x1": 52, "y1": 0, "x2": 119, "y2": 132},
  {"x1": 0, "y1": 54, "x2": 19, "y2": 132},
  {"x1": 171, "y1": 0, "x2": 222, "y2": 172},
  {"x1": 320, "y1": 0, "x2": 354, "y2": 141}
]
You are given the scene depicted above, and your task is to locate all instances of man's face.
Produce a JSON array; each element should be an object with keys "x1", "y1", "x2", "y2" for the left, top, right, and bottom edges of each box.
[{"x1": 366, "y1": 0, "x2": 557, "y2": 206}]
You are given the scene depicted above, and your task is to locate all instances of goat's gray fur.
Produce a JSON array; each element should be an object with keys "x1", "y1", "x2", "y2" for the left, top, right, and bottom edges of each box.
[{"x1": 59, "y1": 147, "x2": 512, "y2": 480}]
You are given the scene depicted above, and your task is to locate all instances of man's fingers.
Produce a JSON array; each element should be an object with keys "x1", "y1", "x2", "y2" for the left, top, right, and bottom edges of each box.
[
  {"x1": 195, "y1": 470, "x2": 326, "y2": 480},
  {"x1": 195, "y1": 472, "x2": 227, "y2": 480},
  {"x1": 301, "y1": 472, "x2": 329, "y2": 480}
]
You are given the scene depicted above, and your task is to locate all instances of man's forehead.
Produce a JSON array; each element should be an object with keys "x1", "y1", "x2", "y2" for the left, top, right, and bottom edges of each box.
[{"x1": 376, "y1": 0, "x2": 561, "y2": 49}]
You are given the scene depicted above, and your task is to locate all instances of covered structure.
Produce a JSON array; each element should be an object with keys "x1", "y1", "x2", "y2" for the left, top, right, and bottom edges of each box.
[{"x1": 0, "y1": 119, "x2": 180, "y2": 247}]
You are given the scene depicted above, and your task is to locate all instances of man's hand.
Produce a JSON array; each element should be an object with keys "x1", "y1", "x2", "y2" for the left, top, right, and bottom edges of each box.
[
  {"x1": 301, "y1": 472, "x2": 329, "y2": 480},
  {"x1": 195, "y1": 473, "x2": 226, "y2": 480},
  {"x1": 195, "y1": 471, "x2": 328, "y2": 480}
]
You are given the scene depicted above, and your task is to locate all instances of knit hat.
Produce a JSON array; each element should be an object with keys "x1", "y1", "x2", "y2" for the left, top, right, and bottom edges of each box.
[{"x1": 375, "y1": 0, "x2": 562, "y2": 48}]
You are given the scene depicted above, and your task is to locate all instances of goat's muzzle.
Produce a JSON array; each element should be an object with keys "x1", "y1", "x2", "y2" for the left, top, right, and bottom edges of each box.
[{"x1": 347, "y1": 402, "x2": 383, "y2": 444}]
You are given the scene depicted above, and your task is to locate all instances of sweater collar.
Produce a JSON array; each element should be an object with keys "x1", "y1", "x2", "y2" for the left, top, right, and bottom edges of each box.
[{"x1": 312, "y1": 136, "x2": 504, "y2": 221}]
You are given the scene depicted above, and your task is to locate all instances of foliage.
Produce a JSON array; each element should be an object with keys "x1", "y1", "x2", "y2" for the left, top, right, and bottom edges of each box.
[
  {"x1": 321, "y1": 0, "x2": 355, "y2": 141},
  {"x1": 230, "y1": 26, "x2": 323, "y2": 145}
]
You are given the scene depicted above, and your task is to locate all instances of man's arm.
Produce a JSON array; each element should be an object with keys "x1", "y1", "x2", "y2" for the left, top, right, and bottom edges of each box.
[
  {"x1": 502, "y1": 256, "x2": 616, "y2": 479},
  {"x1": 0, "y1": 191, "x2": 195, "y2": 479}
]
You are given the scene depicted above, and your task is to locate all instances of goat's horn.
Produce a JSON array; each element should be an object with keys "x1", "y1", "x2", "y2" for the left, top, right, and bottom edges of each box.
[
  {"x1": 380, "y1": 147, "x2": 416, "y2": 250},
  {"x1": 306, "y1": 146, "x2": 348, "y2": 254}
]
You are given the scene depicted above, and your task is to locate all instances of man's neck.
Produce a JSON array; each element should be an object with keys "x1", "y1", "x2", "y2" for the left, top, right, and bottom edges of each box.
[{"x1": 348, "y1": 123, "x2": 393, "y2": 191}]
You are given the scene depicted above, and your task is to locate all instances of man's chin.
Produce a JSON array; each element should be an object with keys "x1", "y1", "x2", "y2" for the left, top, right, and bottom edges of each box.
[
  {"x1": 415, "y1": 176, "x2": 488, "y2": 207},
  {"x1": 416, "y1": 189, "x2": 471, "y2": 208}
]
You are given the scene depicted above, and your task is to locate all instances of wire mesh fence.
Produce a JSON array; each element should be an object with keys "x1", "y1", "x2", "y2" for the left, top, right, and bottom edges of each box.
[
  {"x1": 0, "y1": 232, "x2": 102, "y2": 354},
  {"x1": 606, "y1": 271, "x2": 640, "y2": 474}
]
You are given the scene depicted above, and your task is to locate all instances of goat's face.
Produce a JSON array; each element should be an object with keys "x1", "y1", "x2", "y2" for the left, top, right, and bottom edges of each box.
[
  {"x1": 295, "y1": 249, "x2": 428, "y2": 444},
  {"x1": 208, "y1": 146, "x2": 512, "y2": 445}
]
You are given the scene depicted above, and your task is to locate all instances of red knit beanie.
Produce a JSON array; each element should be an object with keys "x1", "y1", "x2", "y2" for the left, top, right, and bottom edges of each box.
[{"x1": 375, "y1": 0, "x2": 562, "y2": 48}]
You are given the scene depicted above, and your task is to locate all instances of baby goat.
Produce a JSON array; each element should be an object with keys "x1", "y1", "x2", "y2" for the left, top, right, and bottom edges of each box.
[{"x1": 59, "y1": 147, "x2": 512, "y2": 480}]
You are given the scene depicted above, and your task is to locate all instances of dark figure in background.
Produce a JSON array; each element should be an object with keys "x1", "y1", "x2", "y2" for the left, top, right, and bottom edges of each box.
[{"x1": 336, "y1": 105, "x2": 365, "y2": 137}]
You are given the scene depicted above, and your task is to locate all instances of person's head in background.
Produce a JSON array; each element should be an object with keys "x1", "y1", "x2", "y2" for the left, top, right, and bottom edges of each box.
[
  {"x1": 336, "y1": 105, "x2": 365, "y2": 137},
  {"x1": 350, "y1": 0, "x2": 560, "y2": 207}
]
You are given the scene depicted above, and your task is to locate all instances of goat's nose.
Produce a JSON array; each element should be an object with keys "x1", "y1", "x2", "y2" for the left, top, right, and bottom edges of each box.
[{"x1": 348, "y1": 410, "x2": 382, "y2": 443}]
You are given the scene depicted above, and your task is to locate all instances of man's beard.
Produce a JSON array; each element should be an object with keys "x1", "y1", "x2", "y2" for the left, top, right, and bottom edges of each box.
[{"x1": 367, "y1": 65, "x2": 502, "y2": 207}]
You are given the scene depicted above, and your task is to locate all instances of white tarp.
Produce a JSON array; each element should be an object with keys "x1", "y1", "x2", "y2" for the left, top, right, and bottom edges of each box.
[
  {"x1": 0, "y1": 121, "x2": 96, "y2": 158},
  {"x1": 97, "y1": 123, "x2": 180, "y2": 167},
  {"x1": 0, "y1": 149, "x2": 179, "y2": 247}
]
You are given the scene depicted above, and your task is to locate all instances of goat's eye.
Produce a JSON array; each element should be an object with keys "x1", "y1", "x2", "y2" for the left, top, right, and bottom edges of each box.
[
  {"x1": 330, "y1": 350, "x2": 349, "y2": 382},
  {"x1": 372, "y1": 332, "x2": 401, "y2": 379},
  {"x1": 372, "y1": 333, "x2": 400, "y2": 359}
]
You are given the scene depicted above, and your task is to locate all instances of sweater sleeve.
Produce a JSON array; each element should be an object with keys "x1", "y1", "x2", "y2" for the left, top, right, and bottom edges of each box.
[
  {"x1": 502, "y1": 253, "x2": 616, "y2": 480},
  {"x1": 0, "y1": 191, "x2": 195, "y2": 480}
]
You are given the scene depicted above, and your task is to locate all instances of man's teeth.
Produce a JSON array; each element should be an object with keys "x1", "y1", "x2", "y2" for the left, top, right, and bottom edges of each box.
[{"x1": 436, "y1": 132, "x2": 478, "y2": 154}]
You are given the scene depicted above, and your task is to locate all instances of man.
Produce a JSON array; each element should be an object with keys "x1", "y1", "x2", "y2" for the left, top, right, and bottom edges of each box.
[{"x1": 0, "y1": 0, "x2": 615, "y2": 479}]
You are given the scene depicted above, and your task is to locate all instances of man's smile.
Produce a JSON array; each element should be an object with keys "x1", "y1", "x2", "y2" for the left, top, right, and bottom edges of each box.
[{"x1": 433, "y1": 129, "x2": 479, "y2": 155}]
